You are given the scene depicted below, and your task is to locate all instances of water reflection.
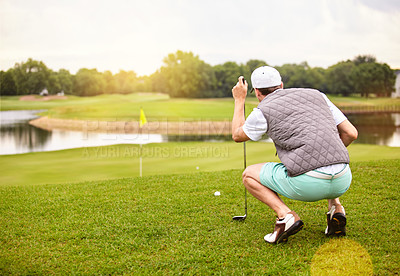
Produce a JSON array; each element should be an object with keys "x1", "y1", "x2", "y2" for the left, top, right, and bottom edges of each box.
[
  {"x1": 1, "y1": 123, "x2": 51, "y2": 153},
  {"x1": 346, "y1": 113, "x2": 400, "y2": 147},
  {"x1": 1, "y1": 110, "x2": 399, "y2": 155},
  {"x1": 0, "y1": 110, "x2": 234, "y2": 155},
  {"x1": 0, "y1": 110, "x2": 167, "y2": 155},
  {"x1": 1, "y1": 110, "x2": 52, "y2": 154}
]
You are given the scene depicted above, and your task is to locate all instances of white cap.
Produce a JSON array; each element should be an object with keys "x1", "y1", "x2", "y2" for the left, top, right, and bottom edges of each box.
[{"x1": 251, "y1": 66, "x2": 282, "y2": 90}]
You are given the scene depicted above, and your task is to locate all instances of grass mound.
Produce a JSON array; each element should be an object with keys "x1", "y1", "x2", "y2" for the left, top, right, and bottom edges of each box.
[
  {"x1": 1, "y1": 160, "x2": 399, "y2": 274},
  {"x1": 1, "y1": 142, "x2": 400, "y2": 187}
]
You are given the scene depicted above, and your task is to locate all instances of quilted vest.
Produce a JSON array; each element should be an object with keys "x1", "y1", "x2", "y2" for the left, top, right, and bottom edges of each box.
[{"x1": 257, "y1": 88, "x2": 350, "y2": 177}]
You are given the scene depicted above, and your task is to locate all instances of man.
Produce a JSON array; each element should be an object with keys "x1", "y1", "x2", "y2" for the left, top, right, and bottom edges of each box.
[{"x1": 231, "y1": 66, "x2": 358, "y2": 244}]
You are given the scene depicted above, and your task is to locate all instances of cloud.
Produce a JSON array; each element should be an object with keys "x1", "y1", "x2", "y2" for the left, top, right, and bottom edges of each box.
[
  {"x1": 358, "y1": 0, "x2": 400, "y2": 13},
  {"x1": 1, "y1": 0, "x2": 399, "y2": 75}
]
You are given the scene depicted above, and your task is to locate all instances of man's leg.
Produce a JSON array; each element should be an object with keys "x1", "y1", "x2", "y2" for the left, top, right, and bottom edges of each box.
[
  {"x1": 242, "y1": 163, "x2": 304, "y2": 243},
  {"x1": 326, "y1": 198, "x2": 346, "y2": 236},
  {"x1": 328, "y1": 198, "x2": 343, "y2": 211},
  {"x1": 242, "y1": 163, "x2": 291, "y2": 219}
]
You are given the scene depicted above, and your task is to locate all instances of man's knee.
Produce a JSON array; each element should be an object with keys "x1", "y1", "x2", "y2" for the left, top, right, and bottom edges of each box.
[
  {"x1": 242, "y1": 164, "x2": 263, "y2": 185},
  {"x1": 242, "y1": 167, "x2": 249, "y2": 183}
]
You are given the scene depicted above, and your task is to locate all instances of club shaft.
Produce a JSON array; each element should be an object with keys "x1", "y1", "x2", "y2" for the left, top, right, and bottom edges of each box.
[
  {"x1": 232, "y1": 94, "x2": 248, "y2": 220},
  {"x1": 243, "y1": 105, "x2": 247, "y2": 216}
]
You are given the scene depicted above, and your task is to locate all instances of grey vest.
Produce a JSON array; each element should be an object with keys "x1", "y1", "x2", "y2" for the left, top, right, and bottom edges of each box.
[{"x1": 258, "y1": 88, "x2": 350, "y2": 177}]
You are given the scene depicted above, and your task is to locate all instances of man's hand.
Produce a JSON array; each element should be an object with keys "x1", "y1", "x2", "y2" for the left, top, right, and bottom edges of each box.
[
  {"x1": 232, "y1": 76, "x2": 248, "y2": 101},
  {"x1": 231, "y1": 76, "x2": 250, "y2": 142}
]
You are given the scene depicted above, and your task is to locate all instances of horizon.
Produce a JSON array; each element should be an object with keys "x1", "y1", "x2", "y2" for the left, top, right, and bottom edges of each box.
[{"x1": 3, "y1": 53, "x2": 397, "y2": 77}]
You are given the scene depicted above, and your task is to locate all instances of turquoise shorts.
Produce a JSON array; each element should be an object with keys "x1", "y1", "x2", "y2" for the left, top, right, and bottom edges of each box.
[{"x1": 259, "y1": 162, "x2": 351, "y2": 202}]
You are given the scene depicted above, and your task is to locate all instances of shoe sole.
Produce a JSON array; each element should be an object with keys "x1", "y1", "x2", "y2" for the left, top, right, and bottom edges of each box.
[
  {"x1": 327, "y1": 213, "x2": 346, "y2": 237},
  {"x1": 275, "y1": 220, "x2": 304, "y2": 244}
]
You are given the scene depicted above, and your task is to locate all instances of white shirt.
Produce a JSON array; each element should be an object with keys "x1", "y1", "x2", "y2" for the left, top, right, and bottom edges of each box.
[{"x1": 242, "y1": 92, "x2": 347, "y2": 174}]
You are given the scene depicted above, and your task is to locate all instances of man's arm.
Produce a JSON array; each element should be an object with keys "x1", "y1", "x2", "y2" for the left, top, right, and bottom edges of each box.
[
  {"x1": 232, "y1": 76, "x2": 250, "y2": 142},
  {"x1": 321, "y1": 93, "x2": 358, "y2": 147},
  {"x1": 337, "y1": 119, "x2": 358, "y2": 147}
]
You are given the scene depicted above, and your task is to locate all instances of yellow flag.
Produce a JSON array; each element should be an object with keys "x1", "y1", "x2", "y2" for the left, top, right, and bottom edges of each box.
[{"x1": 139, "y1": 108, "x2": 147, "y2": 128}]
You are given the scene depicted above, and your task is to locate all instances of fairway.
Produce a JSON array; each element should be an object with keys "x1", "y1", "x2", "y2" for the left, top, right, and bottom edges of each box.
[
  {"x1": 1, "y1": 160, "x2": 399, "y2": 274},
  {"x1": 2, "y1": 93, "x2": 399, "y2": 122},
  {"x1": 1, "y1": 142, "x2": 400, "y2": 186},
  {"x1": 0, "y1": 93, "x2": 259, "y2": 121}
]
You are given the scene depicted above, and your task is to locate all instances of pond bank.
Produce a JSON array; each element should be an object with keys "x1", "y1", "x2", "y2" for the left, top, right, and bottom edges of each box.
[
  {"x1": 29, "y1": 116, "x2": 233, "y2": 135},
  {"x1": 339, "y1": 105, "x2": 400, "y2": 113}
]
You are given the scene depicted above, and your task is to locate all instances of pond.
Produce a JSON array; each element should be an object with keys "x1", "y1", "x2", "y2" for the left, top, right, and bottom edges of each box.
[
  {"x1": 346, "y1": 113, "x2": 400, "y2": 147},
  {"x1": 0, "y1": 110, "x2": 399, "y2": 155}
]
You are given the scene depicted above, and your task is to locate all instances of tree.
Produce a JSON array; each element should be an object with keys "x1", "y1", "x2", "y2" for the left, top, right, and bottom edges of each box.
[
  {"x1": 0, "y1": 69, "x2": 17, "y2": 95},
  {"x1": 103, "y1": 71, "x2": 118, "y2": 94},
  {"x1": 114, "y1": 70, "x2": 138, "y2": 94},
  {"x1": 74, "y1": 68, "x2": 106, "y2": 96},
  {"x1": 276, "y1": 62, "x2": 306, "y2": 88},
  {"x1": 353, "y1": 55, "x2": 376, "y2": 66},
  {"x1": 159, "y1": 51, "x2": 216, "y2": 98},
  {"x1": 13, "y1": 58, "x2": 50, "y2": 94},
  {"x1": 350, "y1": 62, "x2": 395, "y2": 98},
  {"x1": 213, "y1": 61, "x2": 242, "y2": 97},
  {"x1": 276, "y1": 63, "x2": 301, "y2": 88},
  {"x1": 306, "y1": 67, "x2": 326, "y2": 92},
  {"x1": 47, "y1": 70, "x2": 62, "y2": 94},
  {"x1": 57, "y1": 69, "x2": 74, "y2": 94},
  {"x1": 245, "y1": 59, "x2": 268, "y2": 74},
  {"x1": 149, "y1": 69, "x2": 167, "y2": 93},
  {"x1": 381, "y1": 63, "x2": 396, "y2": 97},
  {"x1": 46, "y1": 69, "x2": 74, "y2": 95},
  {"x1": 136, "y1": 75, "x2": 152, "y2": 92},
  {"x1": 326, "y1": 61, "x2": 355, "y2": 96}
]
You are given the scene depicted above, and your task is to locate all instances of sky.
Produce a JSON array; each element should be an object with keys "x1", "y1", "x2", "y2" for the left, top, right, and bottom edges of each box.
[{"x1": 1, "y1": 0, "x2": 399, "y2": 76}]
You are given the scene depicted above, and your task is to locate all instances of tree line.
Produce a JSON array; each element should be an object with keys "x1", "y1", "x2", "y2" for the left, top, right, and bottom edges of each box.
[{"x1": 0, "y1": 51, "x2": 396, "y2": 98}]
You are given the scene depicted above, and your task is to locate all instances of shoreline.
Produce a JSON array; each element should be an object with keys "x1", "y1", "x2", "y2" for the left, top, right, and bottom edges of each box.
[
  {"x1": 29, "y1": 105, "x2": 400, "y2": 135},
  {"x1": 29, "y1": 116, "x2": 233, "y2": 135}
]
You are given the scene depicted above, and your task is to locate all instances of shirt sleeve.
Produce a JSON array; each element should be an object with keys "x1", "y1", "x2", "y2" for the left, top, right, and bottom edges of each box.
[
  {"x1": 242, "y1": 108, "x2": 268, "y2": 141},
  {"x1": 321, "y1": 93, "x2": 347, "y2": 125}
]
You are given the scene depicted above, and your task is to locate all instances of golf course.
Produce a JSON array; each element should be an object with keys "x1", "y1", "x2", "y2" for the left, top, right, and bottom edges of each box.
[{"x1": 1, "y1": 93, "x2": 400, "y2": 274}]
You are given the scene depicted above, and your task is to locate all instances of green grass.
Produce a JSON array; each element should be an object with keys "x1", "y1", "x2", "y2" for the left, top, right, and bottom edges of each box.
[
  {"x1": 1, "y1": 92, "x2": 400, "y2": 274},
  {"x1": 327, "y1": 95, "x2": 400, "y2": 113},
  {"x1": 0, "y1": 159, "x2": 399, "y2": 274},
  {"x1": 0, "y1": 95, "x2": 83, "y2": 111},
  {"x1": 328, "y1": 95, "x2": 400, "y2": 107},
  {"x1": 2, "y1": 93, "x2": 399, "y2": 121},
  {"x1": 1, "y1": 93, "x2": 254, "y2": 121},
  {"x1": 1, "y1": 142, "x2": 400, "y2": 187}
]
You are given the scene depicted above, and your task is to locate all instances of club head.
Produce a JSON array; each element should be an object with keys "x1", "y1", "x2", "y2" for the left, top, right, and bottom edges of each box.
[{"x1": 232, "y1": 214, "x2": 247, "y2": 221}]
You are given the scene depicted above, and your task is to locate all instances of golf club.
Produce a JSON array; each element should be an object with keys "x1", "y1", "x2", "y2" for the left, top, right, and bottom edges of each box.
[{"x1": 233, "y1": 78, "x2": 247, "y2": 221}]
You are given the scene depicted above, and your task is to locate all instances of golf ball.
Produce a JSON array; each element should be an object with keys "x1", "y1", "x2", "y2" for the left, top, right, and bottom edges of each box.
[{"x1": 214, "y1": 191, "x2": 221, "y2": 196}]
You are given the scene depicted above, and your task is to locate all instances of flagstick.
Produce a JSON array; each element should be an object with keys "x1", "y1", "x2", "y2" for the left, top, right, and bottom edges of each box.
[
  {"x1": 139, "y1": 122, "x2": 143, "y2": 177},
  {"x1": 139, "y1": 143, "x2": 143, "y2": 177},
  {"x1": 139, "y1": 107, "x2": 147, "y2": 178}
]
